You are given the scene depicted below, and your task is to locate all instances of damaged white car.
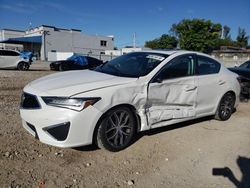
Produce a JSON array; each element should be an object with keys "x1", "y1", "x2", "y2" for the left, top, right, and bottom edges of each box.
[{"x1": 20, "y1": 50, "x2": 240, "y2": 151}]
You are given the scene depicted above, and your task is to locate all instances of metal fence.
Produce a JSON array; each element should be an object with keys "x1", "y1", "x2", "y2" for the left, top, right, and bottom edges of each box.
[
  {"x1": 78, "y1": 53, "x2": 119, "y2": 62},
  {"x1": 214, "y1": 57, "x2": 250, "y2": 67}
]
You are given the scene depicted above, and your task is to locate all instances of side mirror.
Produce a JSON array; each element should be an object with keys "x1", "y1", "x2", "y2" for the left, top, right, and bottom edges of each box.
[{"x1": 155, "y1": 77, "x2": 163, "y2": 83}]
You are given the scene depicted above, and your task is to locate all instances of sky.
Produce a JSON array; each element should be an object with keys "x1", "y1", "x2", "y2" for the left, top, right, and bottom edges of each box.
[{"x1": 0, "y1": 0, "x2": 249, "y2": 48}]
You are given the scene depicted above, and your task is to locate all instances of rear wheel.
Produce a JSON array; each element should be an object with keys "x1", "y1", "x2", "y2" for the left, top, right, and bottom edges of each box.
[
  {"x1": 17, "y1": 62, "x2": 29, "y2": 71},
  {"x1": 96, "y1": 107, "x2": 136, "y2": 152},
  {"x1": 214, "y1": 92, "x2": 235, "y2": 121}
]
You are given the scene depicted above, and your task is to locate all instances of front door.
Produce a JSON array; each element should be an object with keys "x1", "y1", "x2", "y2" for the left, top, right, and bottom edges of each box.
[{"x1": 146, "y1": 54, "x2": 197, "y2": 127}]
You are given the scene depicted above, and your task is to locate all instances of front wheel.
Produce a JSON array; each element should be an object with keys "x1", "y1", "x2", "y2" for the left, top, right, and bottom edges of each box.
[
  {"x1": 214, "y1": 92, "x2": 235, "y2": 121},
  {"x1": 17, "y1": 62, "x2": 29, "y2": 71},
  {"x1": 96, "y1": 107, "x2": 136, "y2": 152},
  {"x1": 58, "y1": 64, "x2": 67, "y2": 71}
]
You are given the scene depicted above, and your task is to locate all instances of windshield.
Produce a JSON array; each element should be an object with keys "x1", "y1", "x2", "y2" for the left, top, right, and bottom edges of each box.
[
  {"x1": 67, "y1": 55, "x2": 77, "y2": 61},
  {"x1": 95, "y1": 52, "x2": 168, "y2": 78}
]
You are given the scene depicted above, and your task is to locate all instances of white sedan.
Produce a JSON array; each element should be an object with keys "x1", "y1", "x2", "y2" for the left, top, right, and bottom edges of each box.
[{"x1": 20, "y1": 50, "x2": 240, "y2": 151}]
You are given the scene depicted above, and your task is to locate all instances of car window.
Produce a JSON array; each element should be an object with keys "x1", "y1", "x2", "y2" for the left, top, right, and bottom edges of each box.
[
  {"x1": 0, "y1": 50, "x2": 19, "y2": 56},
  {"x1": 87, "y1": 57, "x2": 102, "y2": 65},
  {"x1": 197, "y1": 55, "x2": 221, "y2": 75},
  {"x1": 156, "y1": 54, "x2": 195, "y2": 80},
  {"x1": 0, "y1": 50, "x2": 8, "y2": 56}
]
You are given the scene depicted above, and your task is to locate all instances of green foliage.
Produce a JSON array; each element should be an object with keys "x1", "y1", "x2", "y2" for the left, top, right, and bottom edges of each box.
[
  {"x1": 171, "y1": 19, "x2": 222, "y2": 53},
  {"x1": 236, "y1": 27, "x2": 249, "y2": 47},
  {"x1": 214, "y1": 38, "x2": 238, "y2": 50},
  {"x1": 145, "y1": 34, "x2": 178, "y2": 49},
  {"x1": 144, "y1": 18, "x2": 249, "y2": 53}
]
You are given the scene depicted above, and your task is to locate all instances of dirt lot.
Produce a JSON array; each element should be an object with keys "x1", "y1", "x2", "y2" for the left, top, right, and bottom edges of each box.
[{"x1": 0, "y1": 62, "x2": 250, "y2": 188}]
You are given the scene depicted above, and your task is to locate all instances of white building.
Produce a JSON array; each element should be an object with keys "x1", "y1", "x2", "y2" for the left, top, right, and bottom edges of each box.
[
  {"x1": 0, "y1": 29, "x2": 25, "y2": 50},
  {"x1": 0, "y1": 25, "x2": 114, "y2": 61},
  {"x1": 105, "y1": 47, "x2": 144, "y2": 56}
]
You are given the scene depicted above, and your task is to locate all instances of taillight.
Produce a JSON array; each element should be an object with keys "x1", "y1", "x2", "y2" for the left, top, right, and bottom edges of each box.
[{"x1": 237, "y1": 76, "x2": 249, "y2": 87}]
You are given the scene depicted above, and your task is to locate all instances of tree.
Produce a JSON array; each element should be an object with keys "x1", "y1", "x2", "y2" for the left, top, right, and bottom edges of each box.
[
  {"x1": 145, "y1": 34, "x2": 178, "y2": 49},
  {"x1": 236, "y1": 27, "x2": 249, "y2": 47},
  {"x1": 171, "y1": 19, "x2": 222, "y2": 53}
]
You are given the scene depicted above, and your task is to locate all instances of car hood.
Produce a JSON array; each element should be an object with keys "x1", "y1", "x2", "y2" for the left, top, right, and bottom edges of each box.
[
  {"x1": 24, "y1": 70, "x2": 137, "y2": 96},
  {"x1": 228, "y1": 67, "x2": 250, "y2": 78}
]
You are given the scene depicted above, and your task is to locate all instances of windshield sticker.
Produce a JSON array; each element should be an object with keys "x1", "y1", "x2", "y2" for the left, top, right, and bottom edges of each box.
[{"x1": 146, "y1": 55, "x2": 165, "y2": 61}]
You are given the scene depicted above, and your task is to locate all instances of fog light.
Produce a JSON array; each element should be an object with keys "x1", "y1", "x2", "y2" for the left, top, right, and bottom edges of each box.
[{"x1": 43, "y1": 122, "x2": 70, "y2": 141}]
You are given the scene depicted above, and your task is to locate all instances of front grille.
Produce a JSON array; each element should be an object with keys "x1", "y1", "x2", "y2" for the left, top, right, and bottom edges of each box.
[{"x1": 20, "y1": 93, "x2": 41, "y2": 109}]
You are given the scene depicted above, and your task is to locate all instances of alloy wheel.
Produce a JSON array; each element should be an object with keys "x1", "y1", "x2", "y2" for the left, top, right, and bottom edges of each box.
[
  {"x1": 97, "y1": 107, "x2": 136, "y2": 151},
  {"x1": 216, "y1": 93, "x2": 235, "y2": 121},
  {"x1": 105, "y1": 110, "x2": 133, "y2": 147}
]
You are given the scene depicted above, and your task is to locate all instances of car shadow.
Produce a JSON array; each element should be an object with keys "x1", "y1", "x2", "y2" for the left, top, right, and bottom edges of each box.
[
  {"x1": 28, "y1": 69, "x2": 51, "y2": 72},
  {"x1": 133, "y1": 116, "x2": 214, "y2": 143},
  {"x1": 0, "y1": 68, "x2": 50, "y2": 72},
  {"x1": 74, "y1": 116, "x2": 214, "y2": 152},
  {"x1": 212, "y1": 156, "x2": 250, "y2": 188},
  {"x1": 74, "y1": 144, "x2": 99, "y2": 152}
]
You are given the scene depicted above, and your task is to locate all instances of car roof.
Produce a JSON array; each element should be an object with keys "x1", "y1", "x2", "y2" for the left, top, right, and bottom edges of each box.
[
  {"x1": 140, "y1": 49, "x2": 180, "y2": 55},
  {"x1": 138, "y1": 50, "x2": 224, "y2": 65},
  {"x1": 140, "y1": 49, "x2": 216, "y2": 59}
]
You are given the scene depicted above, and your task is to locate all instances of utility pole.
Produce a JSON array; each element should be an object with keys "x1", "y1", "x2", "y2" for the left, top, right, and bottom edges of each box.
[
  {"x1": 28, "y1": 22, "x2": 32, "y2": 30},
  {"x1": 133, "y1": 33, "x2": 136, "y2": 48},
  {"x1": 42, "y1": 30, "x2": 50, "y2": 61}
]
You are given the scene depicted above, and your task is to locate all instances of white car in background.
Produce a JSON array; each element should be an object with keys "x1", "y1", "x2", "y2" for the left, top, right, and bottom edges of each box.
[
  {"x1": 20, "y1": 50, "x2": 240, "y2": 152},
  {"x1": 0, "y1": 49, "x2": 32, "y2": 70}
]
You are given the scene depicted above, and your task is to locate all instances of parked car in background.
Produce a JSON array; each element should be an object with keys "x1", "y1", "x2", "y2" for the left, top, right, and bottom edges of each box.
[
  {"x1": 0, "y1": 49, "x2": 33, "y2": 70},
  {"x1": 50, "y1": 54, "x2": 103, "y2": 71},
  {"x1": 20, "y1": 50, "x2": 240, "y2": 152},
  {"x1": 228, "y1": 60, "x2": 250, "y2": 99}
]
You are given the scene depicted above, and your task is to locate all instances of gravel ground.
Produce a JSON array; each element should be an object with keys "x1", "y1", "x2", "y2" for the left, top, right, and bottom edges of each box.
[{"x1": 0, "y1": 62, "x2": 250, "y2": 188}]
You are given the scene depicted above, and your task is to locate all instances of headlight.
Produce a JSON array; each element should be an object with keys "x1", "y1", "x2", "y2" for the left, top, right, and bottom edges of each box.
[{"x1": 41, "y1": 97, "x2": 101, "y2": 111}]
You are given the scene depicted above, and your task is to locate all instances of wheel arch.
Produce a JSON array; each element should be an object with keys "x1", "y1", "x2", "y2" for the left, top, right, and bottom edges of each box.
[
  {"x1": 17, "y1": 61, "x2": 30, "y2": 70},
  {"x1": 214, "y1": 90, "x2": 236, "y2": 117},
  {"x1": 92, "y1": 103, "x2": 141, "y2": 145},
  {"x1": 218, "y1": 89, "x2": 236, "y2": 104}
]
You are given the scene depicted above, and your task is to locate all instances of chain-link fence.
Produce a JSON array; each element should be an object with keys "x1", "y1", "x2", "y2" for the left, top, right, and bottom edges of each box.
[
  {"x1": 77, "y1": 53, "x2": 119, "y2": 62},
  {"x1": 213, "y1": 56, "x2": 250, "y2": 67}
]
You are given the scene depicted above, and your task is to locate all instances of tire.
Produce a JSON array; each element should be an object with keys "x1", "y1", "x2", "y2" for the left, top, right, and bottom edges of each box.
[
  {"x1": 214, "y1": 92, "x2": 235, "y2": 121},
  {"x1": 96, "y1": 106, "x2": 136, "y2": 152},
  {"x1": 17, "y1": 62, "x2": 29, "y2": 71},
  {"x1": 58, "y1": 64, "x2": 66, "y2": 71}
]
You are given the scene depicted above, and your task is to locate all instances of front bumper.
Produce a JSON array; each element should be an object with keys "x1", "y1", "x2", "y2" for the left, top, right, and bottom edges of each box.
[{"x1": 20, "y1": 94, "x2": 103, "y2": 148}]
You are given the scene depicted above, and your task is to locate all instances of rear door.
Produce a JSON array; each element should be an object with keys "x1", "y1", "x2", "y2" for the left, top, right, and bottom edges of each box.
[
  {"x1": 195, "y1": 55, "x2": 223, "y2": 116},
  {"x1": 147, "y1": 54, "x2": 197, "y2": 127}
]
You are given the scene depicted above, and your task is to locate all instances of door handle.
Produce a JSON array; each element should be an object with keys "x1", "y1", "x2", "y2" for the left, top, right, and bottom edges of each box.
[
  {"x1": 185, "y1": 86, "x2": 197, "y2": 92},
  {"x1": 218, "y1": 80, "x2": 226, "y2": 85}
]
